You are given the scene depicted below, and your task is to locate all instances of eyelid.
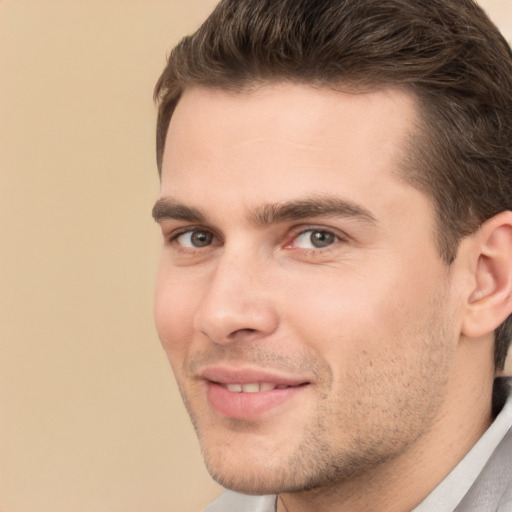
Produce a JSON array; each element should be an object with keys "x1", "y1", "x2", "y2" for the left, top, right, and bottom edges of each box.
[
  {"x1": 166, "y1": 225, "x2": 221, "y2": 246},
  {"x1": 284, "y1": 225, "x2": 348, "y2": 249},
  {"x1": 163, "y1": 223, "x2": 349, "y2": 251}
]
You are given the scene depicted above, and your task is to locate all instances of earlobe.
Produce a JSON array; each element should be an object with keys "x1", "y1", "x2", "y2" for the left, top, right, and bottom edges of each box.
[{"x1": 461, "y1": 211, "x2": 512, "y2": 339}]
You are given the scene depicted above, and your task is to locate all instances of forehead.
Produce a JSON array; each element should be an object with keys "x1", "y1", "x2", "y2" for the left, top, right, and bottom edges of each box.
[{"x1": 160, "y1": 83, "x2": 420, "y2": 210}]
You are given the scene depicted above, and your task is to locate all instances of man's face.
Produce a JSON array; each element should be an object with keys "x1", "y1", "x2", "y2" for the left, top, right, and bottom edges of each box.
[{"x1": 154, "y1": 84, "x2": 462, "y2": 494}]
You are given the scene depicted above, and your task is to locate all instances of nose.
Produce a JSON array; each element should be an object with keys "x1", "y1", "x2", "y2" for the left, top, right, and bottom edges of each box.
[{"x1": 193, "y1": 250, "x2": 279, "y2": 345}]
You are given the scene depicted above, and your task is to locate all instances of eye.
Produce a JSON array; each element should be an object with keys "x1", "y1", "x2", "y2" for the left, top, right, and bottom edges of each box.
[
  {"x1": 174, "y1": 229, "x2": 215, "y2": 248},
  {"x1": 293, "y1": 229, "x2": 338, "y2": 249}
]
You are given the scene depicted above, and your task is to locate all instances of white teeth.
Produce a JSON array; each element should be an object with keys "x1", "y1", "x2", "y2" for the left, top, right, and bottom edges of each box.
[
  {"x1": 225, "y1": 383, "x2": 280, "y2": 392},
  {"x1": 242, "y1": 383, "x2": 260, "y2": 393}
]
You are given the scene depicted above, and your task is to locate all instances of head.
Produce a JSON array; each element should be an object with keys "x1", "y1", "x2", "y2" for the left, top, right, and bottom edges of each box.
[
  {"x1": 155, "y1": 0, "x2": 512, "y2": 372},
  {"x1": 153, "y1": 0, "x2": 512, "y2": 499}
]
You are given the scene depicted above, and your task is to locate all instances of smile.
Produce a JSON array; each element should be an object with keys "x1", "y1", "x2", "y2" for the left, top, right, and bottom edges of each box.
[
  {"x1": 202, "y1": 368, "x2": 311, "y2": 420},
  {"x1": 222, "y1": 383, "x2": 297, "y2": 393}
]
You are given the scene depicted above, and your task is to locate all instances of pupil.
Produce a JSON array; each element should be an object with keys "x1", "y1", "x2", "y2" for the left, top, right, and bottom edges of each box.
[
  {"x1": 192, "y1": 231, "x2": 212, "y2": 247},
  {"x1": 311, "y1": 231, "x2": 334, "y2": 248}
]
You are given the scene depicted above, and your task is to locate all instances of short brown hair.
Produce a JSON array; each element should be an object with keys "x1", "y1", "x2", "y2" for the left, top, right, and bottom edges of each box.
[{"x1": 154, "y1": 0, "x2": 512, "y2": 371}]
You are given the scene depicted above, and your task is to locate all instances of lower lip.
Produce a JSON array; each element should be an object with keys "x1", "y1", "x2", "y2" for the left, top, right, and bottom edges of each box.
[{"x1": 206, "y1": 382, "x2": 307, "y2": 419}]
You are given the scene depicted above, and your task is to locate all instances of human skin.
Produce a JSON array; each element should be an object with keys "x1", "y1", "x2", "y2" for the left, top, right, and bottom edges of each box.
[{"x1": 154, "y1": 84, "x2": 499, "y2": 512}]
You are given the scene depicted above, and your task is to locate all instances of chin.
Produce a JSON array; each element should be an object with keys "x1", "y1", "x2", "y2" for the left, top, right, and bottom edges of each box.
[
  {"x1": 206, "y1": 465, "x2": 293, "y2": 496},
  {"x1": 201, "y1": 442, "x2": 296, "y2": 495}
]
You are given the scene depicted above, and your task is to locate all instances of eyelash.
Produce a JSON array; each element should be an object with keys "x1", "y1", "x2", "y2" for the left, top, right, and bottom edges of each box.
[
  {"x1": 167, "y1": 226, "x2": 220, "y2": 248},
  {"x1": 166, "y1": 225, "x2": 346, "y2": 255},
  {"x1": 287, "y1": 228, "x2": 341, "y2": 251}
]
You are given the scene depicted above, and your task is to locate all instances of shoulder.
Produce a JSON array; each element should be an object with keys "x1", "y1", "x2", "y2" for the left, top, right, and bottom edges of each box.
[
  {"x1": 496, "y1": 432, "x2": 512, "y2": 511},
  {"x1": 457, "y1": 425, "x2": 512, "y2": 511},
  {"x1": 203, "y1": 490, "x2": 276, "y2": 512},
  {"x1": 491, "y1": 421, "x2": 512, "y2": 511}
]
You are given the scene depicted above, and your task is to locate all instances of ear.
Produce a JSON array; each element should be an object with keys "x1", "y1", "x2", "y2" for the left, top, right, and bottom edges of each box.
[{"x1": 461, "y1": 211, "x2": 512, "y2": 339}]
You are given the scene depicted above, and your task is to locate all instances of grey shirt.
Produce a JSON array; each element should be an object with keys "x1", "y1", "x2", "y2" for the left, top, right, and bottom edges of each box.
[{"x1": 204, "y1": 391, "x2": 512, "y2": 512}]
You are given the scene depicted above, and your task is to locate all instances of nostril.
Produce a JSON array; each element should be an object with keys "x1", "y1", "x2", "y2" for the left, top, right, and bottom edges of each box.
[
  {"x1": 227, "y1": 327, "x2": 258, "y2": 339},
  {"x1": 194, "y1": 295, "x2": 279, "y2": 344}
]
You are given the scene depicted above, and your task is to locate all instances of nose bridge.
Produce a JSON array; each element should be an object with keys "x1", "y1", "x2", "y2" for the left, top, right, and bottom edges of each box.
[{"x1": 193, "y1": 244, "x2": 278, "y2": 344}]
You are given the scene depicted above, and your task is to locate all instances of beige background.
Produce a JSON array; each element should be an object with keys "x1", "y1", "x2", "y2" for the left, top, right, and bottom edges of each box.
[{"x1": 1, "y1": 1, "x2": 511, "y2": 511}]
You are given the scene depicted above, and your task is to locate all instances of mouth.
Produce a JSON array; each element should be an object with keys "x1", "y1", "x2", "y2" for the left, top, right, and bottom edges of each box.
[
  {"x1": 220, "y1": 382, "x2": 306, "y2": 393},
  {"x1": 200, "y1": 366, "x2": 311, "y2": 419}
]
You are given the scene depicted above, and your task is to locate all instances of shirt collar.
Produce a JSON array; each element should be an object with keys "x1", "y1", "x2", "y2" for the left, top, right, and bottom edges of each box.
[{"x1": 412, "y1": 386, "x2": 512, "y2": 512}]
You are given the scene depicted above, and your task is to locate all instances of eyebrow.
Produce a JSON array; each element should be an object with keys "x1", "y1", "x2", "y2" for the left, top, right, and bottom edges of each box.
[
  {"x1": 152, "y1": 199, "x2": 206, "y2": 223},
  {"x1": 249, "y1": 196, "x2": 376, "y2": 226},
  {"x1": 152, "y1": 195, "x2": 376, "y2": 226}
]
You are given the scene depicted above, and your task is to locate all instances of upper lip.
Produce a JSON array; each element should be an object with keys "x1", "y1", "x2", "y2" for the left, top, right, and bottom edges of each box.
[{"x1": 199, "y1": 365, "x2": 311, "y2": 386}]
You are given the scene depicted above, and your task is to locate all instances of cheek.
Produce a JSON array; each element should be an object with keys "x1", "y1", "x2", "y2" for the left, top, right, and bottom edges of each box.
[
  {"x1": 280, "y1": 260, "x2": 447, "y2": 379},
  {"x1": 154, "y1": 270, "x2": 200, "y2": 366}
]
